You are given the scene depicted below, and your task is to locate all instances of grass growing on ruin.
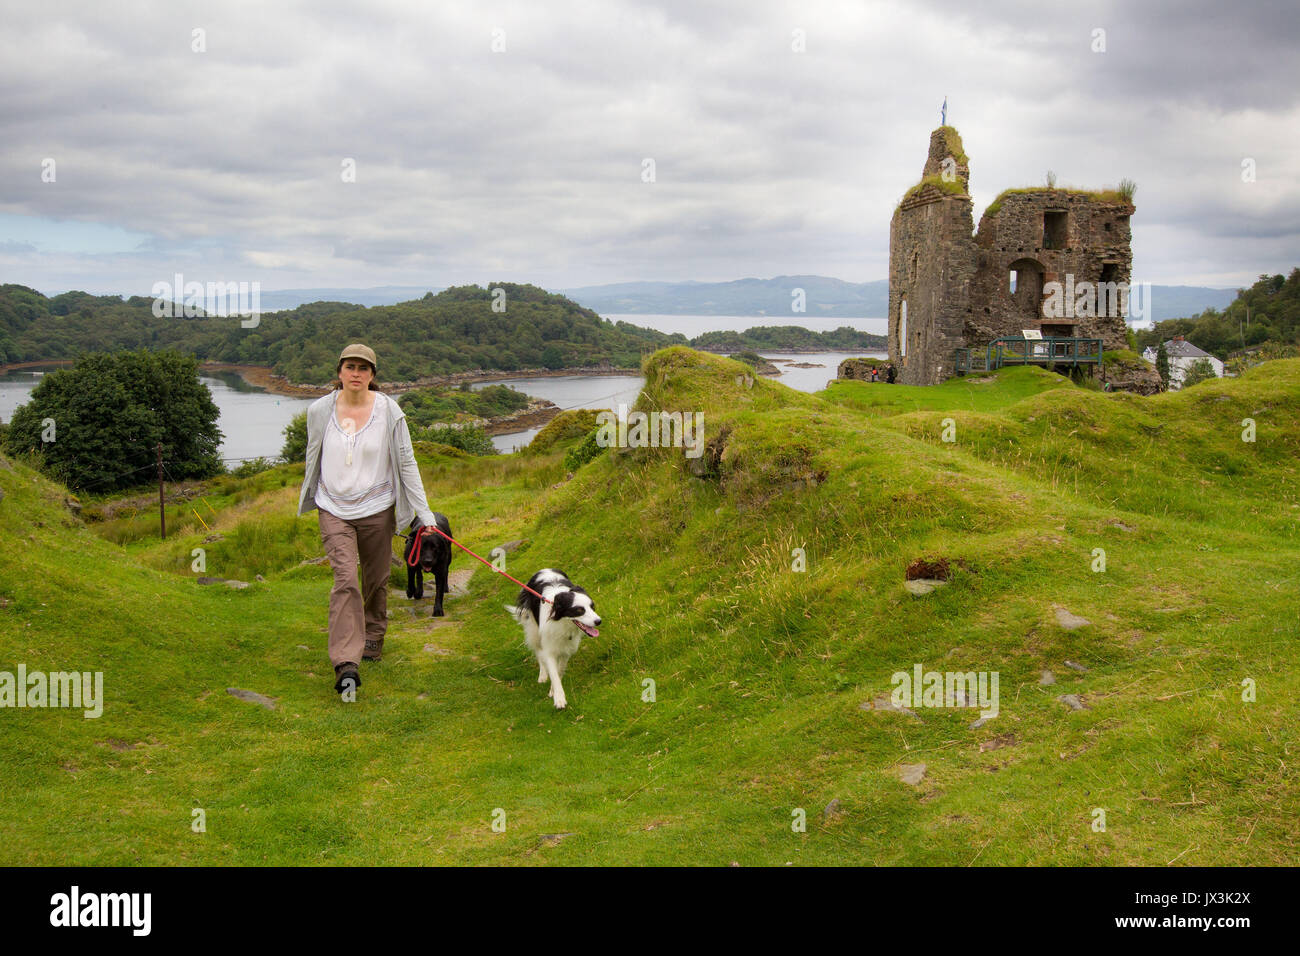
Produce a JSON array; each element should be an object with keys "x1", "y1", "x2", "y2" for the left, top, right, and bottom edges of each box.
[
  {"x1": 937, "y1": 125, "x2": 968, "y2": 165},
  {"x1": 901, "y1": 175, "x2": 968, "y2": 203},
  {"x1": 982, "y1": 186, "x2": 1132, "y2": 219},
  {"x1": 1, "y1": 349, "x2": 1297, "y2": 865}
]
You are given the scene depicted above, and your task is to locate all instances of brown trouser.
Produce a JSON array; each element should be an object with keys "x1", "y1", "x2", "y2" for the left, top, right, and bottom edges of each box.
[{"x1": 318, "y1": 504, "x2": 396, "y2": 668}]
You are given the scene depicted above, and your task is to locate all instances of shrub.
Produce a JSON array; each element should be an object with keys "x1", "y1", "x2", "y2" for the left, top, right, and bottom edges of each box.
[
  {"x1": 528, "y1": 409, "x2": 602, "y2": 454},
  {"x1": 280, "y1": 411, "x2": 307, "y2": 462},
  {"x1": 1179, "y1": 358, "x2": 1218, "y2": 389},
  {"x1": 729, "y1": 350, "x2": 766, "y2": 369},
  {"x1": 2, "y1": 349, "x2": 222, "y2": 493},
  {"x1": 562, "y1": 428, "x2": 607, "y2": 472},
  {"x1": 422, "y1": 424, "x2": 496, "y2": 456},
  {"x1": 230, "y1": 457, "x2": 274, "y2": 478}
]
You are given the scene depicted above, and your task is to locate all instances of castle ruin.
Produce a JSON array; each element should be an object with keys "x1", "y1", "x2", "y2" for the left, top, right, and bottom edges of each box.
[{"x1": 888, "y1": 127, "x2": 1135, "y2": 385}]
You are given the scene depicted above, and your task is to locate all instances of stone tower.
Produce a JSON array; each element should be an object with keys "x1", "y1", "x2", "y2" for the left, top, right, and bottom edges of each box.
[{"x1": 888, "y1": 127, "x2": 976, "y2": 386}]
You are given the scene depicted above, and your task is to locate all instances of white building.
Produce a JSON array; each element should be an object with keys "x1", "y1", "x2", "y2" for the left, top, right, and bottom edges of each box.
[{"x1": 1141, "y1": 335, "x2": 1224, "y2": 389}]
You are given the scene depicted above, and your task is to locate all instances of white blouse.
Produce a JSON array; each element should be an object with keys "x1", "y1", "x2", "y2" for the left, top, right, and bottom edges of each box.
[{"x1": 314, "y1": 393, "x2": 395, "y2": 519}]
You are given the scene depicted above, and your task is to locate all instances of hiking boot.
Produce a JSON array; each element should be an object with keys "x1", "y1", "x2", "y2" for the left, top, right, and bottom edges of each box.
[
  {"x1": 334, "y1": 663, "x2": 361, "y2": 694},
  {"x1": 362, "y1": 639, "x2": 383, "y2": 662}
]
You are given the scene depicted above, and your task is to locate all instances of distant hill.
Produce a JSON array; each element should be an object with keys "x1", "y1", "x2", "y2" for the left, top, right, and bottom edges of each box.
[
  {"x1": 559, "y1": 276, "x2": 890, "y2": 318},
  {"x1": 559, "y1": 276, "x2": 1240, "y2": 324},
  {"x1": 0, "y1": 283, "x2": 681, "y2": 381},
  {"x1": 246, "y1": 286, "x2": 439, "y2": 311},
  {"x1": 196, "y1": 277, "x2": 888, "y2": 316},
  {"x1": 1144, "y1": 285, "x2": 1238, "y2": 322},
  {"x1": 141, "y1": 277, "x2": 1239, "y2": 324},
  {"x1": 692, "y1": 326, "x2": 886, "y2": 352}
]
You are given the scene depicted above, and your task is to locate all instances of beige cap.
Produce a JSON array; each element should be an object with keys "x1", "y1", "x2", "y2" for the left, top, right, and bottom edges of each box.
[{"x1": 338, "y1": 343, "x2": 377, "y2": 372}]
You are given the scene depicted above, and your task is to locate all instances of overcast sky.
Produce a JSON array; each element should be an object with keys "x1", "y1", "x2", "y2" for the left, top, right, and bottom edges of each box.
[{"x1": 2, "y1": 0, "x2": 1297, "y2": 300}]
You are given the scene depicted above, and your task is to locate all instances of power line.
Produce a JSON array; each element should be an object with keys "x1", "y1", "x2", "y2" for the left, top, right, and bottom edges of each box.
[{"x1": 63, "y1": 462, "x2": 159, "y2": 493}]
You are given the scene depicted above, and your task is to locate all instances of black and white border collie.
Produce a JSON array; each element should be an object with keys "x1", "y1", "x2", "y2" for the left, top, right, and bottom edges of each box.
[{"x1": 505, "y1": 569, "x2": 601, "y2": 710}]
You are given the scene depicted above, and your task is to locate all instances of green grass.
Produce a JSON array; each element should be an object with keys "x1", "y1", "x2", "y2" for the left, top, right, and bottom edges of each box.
[
  {"x1": 2, "y1": 348, "x2": 1297, "y2": 865},
  {"x1": 901, "y1": 175, "x2": 968, "y2": 203},
  {"x1": 937, "y1": 125, "x2": 968, "y2": 165},
  {"x1": 819, "y1": 365, "x2": 1070, "y2": 416},
  {"x1": 1102, "y1": 349, "x2": 1146, "y2": 369}
]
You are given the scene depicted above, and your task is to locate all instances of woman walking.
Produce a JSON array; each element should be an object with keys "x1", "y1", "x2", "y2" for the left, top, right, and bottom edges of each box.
[{"x1": 296, "y1": 344, "x2": 440, "y2": 697}]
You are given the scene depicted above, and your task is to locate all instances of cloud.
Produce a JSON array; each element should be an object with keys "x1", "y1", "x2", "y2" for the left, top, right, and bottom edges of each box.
[{"x1": 0, "y1": 0, "x2": 1295, "y2": 296}]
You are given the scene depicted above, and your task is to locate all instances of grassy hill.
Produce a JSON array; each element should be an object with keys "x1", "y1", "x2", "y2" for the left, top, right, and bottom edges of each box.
[{"x1": 1, "y1": 350, "x2": 1297, "y2": 865}]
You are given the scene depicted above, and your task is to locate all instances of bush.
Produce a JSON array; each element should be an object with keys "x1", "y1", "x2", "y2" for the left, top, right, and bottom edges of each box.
[
  {"x1": 1225, "y1": 342, "x2": 1300, "y2": 374},
  {"x1": 230, "y1": 457, "x2": 275, "y2": 478},
  {"x1": 411, "y1": 439, "x2": 470, "y2": 461},
  {"x1": 1, "y1": 348, "x2": 223, "y2": 493},
  {"x1": 280, "y1": 411, "x2": 307, "y2": 462},
  {"x1": 729, "y1": 350, "x2": 766, "y2": 369},
  {"x1": 563, "y1": 428, "x2": 607, "y2": 472},
  {"x1": 399, "y1": 383, "x2": 531, "y2": 427},
  {"x1": 1070, "y1": 366, "x2": 1103, "y2": 390},
  {"x1": 422, "y1": 424, "x2": 496, "y2": 456},
  {"x1": 1179, "y1": 358, "x2": 1219, "y2": 389},
  {"x1": 528, "y1": 409, "x2": 602, "y2": 453}
]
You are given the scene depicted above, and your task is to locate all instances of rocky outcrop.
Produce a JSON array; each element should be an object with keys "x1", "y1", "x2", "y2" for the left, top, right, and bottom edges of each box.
[
  {"x1": 1104, "y1": 362, "x2": 1163, "y2": 395},
  {"x1": 837, "y1": 358, "x2": 887, "y2": 381}
]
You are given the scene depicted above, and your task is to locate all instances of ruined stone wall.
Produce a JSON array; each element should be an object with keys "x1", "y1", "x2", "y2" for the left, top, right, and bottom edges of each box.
[{"x1": 969, "y1": 191, "x2": 1135, "y2": 351}]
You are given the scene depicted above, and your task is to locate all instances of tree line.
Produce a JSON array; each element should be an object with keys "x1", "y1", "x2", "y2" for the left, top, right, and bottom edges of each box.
[
  {"x1": 0, "y1": 283, "x2": 682, "y2": 382},
  {"x1": 691, "y1": 325, "x2": 887, "y2": 352},
  {"x1": 1134, "y1": 269, "x2": 1299, "y2": 359}
]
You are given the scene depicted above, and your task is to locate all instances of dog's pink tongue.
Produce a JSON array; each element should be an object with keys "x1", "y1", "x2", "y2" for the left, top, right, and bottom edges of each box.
[{"x1": 579, "y1": 623, "x2": 600, "y2": 638}]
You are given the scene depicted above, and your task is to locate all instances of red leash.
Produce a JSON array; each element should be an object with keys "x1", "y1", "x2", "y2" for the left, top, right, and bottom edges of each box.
[{"x1": 405, "y1": 523, "x2": 552, "y2": 604}]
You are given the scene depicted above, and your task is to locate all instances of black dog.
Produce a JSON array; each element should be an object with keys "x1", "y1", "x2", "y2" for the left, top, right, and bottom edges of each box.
[{"x1": 404, "y1": 513, "x2": 452, "y2": 616}]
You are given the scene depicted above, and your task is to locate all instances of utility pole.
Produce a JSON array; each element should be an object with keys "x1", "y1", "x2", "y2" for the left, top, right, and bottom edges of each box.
[{"x1": 157, "y1": 442, "x2": 165, "y2": 540}]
